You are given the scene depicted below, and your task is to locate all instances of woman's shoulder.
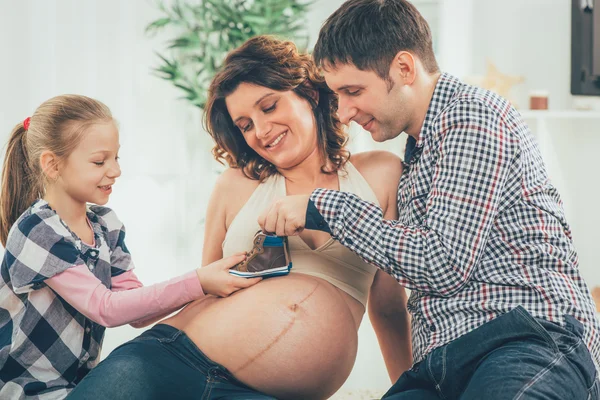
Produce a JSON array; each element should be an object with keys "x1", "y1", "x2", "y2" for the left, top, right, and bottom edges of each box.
[
  {"x1": 349, "y1": 151, "x2": 403, "y2": 215},
  {"x1": 350, "y1": 150, "x2": 403, "y2": 181},
  {"x1": 206, "y1": 167, "x2": 265, "y2": 232},
  {"x1": 213, "y1": 167, "x2": 261, "y2": 200}
]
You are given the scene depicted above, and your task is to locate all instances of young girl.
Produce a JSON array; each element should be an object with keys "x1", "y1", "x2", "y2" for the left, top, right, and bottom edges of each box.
[{"x1": 0, "y1": 95, "x2": 260, "y2": 399}]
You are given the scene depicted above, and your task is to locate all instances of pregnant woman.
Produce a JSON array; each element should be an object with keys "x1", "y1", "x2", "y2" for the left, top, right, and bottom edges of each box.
[{"x1": 68, "y1": 36, "x2": 412, "y2": 400}]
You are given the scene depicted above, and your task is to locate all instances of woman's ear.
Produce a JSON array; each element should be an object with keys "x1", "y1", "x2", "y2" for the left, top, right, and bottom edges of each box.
[{"x1": 40, "y1": 150, "x2": 61, "y2": 181}]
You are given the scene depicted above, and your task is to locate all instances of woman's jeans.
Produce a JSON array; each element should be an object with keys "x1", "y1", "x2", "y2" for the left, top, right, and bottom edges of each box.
[
  {"x1": 383, "y1": 306, "x2": 600, "y2": 399},
  {"x1": 66, "y1": 324, "x2": 276, "y2": 400}
]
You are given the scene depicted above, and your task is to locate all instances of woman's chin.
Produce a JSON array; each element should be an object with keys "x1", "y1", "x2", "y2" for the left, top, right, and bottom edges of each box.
[{"x1": 269, "y1": 155, "x2": 305, "y2": 171}]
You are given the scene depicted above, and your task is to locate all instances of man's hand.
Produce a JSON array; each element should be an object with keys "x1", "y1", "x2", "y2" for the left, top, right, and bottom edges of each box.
[{"x1": 258, "y1": 195, "x2": 310, "y2": 236}]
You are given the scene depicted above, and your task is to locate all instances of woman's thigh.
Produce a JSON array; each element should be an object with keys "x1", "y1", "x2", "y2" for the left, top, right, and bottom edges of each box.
[
  {"x1": 68, "y1": 325, "x2": 276, "y2": 400},
  {"x1": 383, "y1": 389, "x2": 440, "y2": 400},
  {"x1": 67, "y1": 336, "x2": 207, "y2": 400}
]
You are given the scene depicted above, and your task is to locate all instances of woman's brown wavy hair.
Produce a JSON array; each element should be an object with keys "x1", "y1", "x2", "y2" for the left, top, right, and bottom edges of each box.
[{"x1": 204, "y1": 35, "x2": 349, "y2": 181}]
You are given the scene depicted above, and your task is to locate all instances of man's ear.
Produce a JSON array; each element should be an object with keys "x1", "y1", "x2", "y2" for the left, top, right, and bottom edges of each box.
[
  {"x1": 390, "y1": 51, "x2": 417, "y2": 85},
  {"x1": 40, "y1": 150, "x2": 61, "y2": 181}
]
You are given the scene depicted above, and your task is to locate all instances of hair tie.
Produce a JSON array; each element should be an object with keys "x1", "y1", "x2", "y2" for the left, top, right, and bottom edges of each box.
[{"x1": 23, "y1": 117, "x2": 31, "y2": 131}]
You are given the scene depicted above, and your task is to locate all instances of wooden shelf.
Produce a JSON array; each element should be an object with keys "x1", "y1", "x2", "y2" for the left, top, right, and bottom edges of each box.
[{"x1": 519, "y1": 110, "x2": 600, "y2": 119}]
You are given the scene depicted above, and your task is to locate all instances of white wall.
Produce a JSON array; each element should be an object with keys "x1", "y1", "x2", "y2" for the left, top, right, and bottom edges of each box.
[{"x1": 2, "y1": 0, "x2": 600, "y2": 397}]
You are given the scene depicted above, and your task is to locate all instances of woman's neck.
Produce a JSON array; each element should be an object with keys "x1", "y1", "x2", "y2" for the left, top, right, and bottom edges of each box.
[
  {"x1": 276, "y1": 148, "x2": 339, "y2": 193},
  {"x1": 43, "y1": 187, "x2": 88, "y2": 228}
]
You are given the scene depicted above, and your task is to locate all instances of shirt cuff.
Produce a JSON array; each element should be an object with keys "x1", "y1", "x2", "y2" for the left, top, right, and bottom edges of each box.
[
  {"x1": 305, "y1": 199, "x2": 332, "y2": 233},
  {"x1": 183, "y1": 270, "x2": 205, "y2": 297}
]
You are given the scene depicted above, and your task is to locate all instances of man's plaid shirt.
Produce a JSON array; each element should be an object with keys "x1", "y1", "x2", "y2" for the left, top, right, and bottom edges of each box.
[
  {"x1": 309, "y1": 73, "x2": 600, "y2": 367},
  {"x1": 0, "y1": 200, "x2": 133, "y2": 399}
]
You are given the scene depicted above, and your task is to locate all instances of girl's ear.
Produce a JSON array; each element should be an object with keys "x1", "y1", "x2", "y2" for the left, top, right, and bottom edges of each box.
[{"x1": 40, "y1": 150, "x2": 61, "y2": 181}]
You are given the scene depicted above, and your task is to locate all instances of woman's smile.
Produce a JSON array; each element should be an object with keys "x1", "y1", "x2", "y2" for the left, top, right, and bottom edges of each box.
[{"x1": 265, "y1": 130, "x2": 288, "y2": 151}]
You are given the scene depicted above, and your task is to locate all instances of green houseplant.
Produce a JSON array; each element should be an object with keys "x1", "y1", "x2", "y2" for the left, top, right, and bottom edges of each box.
[{"x1": 146, "y1": 0, "x2": 312, "y2": 109}]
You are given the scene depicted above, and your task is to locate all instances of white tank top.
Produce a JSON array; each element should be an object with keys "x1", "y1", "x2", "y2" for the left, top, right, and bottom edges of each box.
[{"x1": 222, "y1": 161, "x2": 380, "y2": 306}]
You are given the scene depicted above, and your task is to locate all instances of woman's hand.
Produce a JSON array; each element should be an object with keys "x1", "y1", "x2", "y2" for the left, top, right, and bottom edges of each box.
[{"x1": 196, "y1": 253, "x2": 262, "y2": 297}]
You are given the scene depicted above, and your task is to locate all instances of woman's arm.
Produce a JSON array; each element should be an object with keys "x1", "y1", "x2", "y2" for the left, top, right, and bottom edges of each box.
[
  {"x1": 368, "y1": 270, "x2": 412, "y2": 382},
  {"x1": 202, "y1": 168, "x2": 256, "y2": 265},
  {"x1": 202, "y1": 170, "x2": 231, "y2": 266},
  {"x1": 353, "y1": 150, "x2": 413, "y2": 382}
]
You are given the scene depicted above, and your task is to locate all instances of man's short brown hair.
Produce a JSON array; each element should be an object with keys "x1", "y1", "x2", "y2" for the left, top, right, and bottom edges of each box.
[{"x1": 313, "y1": 0, "x2": 439, "y2": 79}]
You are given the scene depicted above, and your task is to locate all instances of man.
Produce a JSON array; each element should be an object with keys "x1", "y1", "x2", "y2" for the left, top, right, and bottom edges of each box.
[{"x1": 258, "y1": 0, "x2": 600, "y2": 398}]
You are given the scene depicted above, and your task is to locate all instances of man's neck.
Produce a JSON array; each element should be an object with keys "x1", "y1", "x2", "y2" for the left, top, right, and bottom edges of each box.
[{"x1": 406, "y1": 71, "x2": 442, "y2": 140}]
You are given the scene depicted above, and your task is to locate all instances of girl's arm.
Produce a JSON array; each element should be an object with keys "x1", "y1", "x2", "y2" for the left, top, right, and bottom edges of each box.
[
  {"x1": 122, "y1": 168, "x2": 262, "y2": 328},
  {"x1": 46, "y1": 253, "x2": 247, "y2": 328},
  {"x1": 110, "y1": 270, "x2": 188, "y2": 328},
  {"x1": 354, "y1": 151, "x2": 413, "y2": 382},
  {"x1": 110, "y1": 270, "x2": 169, "y2": 328},
  {"x1": 56, "y1": 178, "x2": 261, "y2": 329}
]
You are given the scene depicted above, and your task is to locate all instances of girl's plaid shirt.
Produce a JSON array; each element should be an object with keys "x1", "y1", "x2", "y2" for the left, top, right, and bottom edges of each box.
[{"x1": 0, "y1": 200, "x2": 133, "y2": 399}]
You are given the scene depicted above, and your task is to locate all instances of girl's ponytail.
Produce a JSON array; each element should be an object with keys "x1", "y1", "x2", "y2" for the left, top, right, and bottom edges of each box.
[{"x1": 0, "y1": 121, "x2": 42, "y2": 246}]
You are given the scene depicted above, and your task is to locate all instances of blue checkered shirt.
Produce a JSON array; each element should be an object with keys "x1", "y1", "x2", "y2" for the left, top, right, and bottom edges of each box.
[
  {"x1": 0, "y1": 199, "x2": 133, "y2": 399},
  {"x1": 308, "y1": 73, "x2": 600, "y2": 368}
]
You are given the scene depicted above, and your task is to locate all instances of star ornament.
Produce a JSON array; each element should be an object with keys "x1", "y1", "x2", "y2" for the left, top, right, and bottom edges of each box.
[{"x1": 466, "y1": 60, "x2": 525, "y2": 107}]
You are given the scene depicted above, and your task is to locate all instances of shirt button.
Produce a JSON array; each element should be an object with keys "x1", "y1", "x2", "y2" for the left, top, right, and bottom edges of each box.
[
  {"x1": 85, "y1": 327, "x2": 91, "y2": 333},
  {"x1": 429, "y1": 324, "x2": 436, "y2": 332}
]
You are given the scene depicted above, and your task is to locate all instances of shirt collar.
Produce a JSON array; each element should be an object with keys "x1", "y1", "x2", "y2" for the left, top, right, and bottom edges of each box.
[
  {"x1": 404, "y1": 72, "x2": 463, "y2": 164},
  {"x1": 415, "y1": 72, "x2": 463, "y2": 149}
]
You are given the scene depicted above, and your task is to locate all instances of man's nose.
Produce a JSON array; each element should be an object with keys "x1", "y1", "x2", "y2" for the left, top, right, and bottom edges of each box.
[{"x1": 337, "y1": 97, "x2": 358, "y2": 125}]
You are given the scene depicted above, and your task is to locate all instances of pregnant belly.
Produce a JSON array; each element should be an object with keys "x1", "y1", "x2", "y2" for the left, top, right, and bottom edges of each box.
[{"x1": 163, "y1": 273, "x2": 362, "y2": 400}]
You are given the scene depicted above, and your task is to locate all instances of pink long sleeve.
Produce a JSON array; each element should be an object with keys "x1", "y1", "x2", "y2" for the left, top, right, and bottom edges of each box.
[
  {"x1": 111, "y1": 269, "x2": 144, "y2": 291},
  {"x1": 110, "y1": 270, "x2": 187, "y2": 327},
  {"x1": 46, "y1": 265, "x2": 204, "y2": 328}
]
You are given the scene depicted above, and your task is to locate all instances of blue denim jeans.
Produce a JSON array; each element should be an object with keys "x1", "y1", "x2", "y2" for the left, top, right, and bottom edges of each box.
[
  {"x1": 383, "y1": 306, "x2": 599, "y2": 400},
  {"x1": 66, "y1": 324, "x2": 275, "y2": 400}
]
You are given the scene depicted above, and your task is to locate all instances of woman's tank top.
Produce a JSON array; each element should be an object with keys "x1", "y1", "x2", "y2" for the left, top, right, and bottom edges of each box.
[{"x1": 222, "y1": 161, "x2": 380, "y2": 306}]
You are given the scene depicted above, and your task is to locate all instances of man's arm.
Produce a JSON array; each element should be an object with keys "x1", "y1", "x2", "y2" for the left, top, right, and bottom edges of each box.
[{"x1": 308, "y1": 101, "x2": 518, "y2": 297}]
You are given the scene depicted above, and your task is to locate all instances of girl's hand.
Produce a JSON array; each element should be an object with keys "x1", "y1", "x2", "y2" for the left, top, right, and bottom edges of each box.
[{"x1": 196, "y1": 252, "x2": 262, "y2": 297}]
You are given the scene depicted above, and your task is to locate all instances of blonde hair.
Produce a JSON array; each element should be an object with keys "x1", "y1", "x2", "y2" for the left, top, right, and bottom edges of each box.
[{"x1": 0, "y1": 94, "x2": 113, "y2": 246}]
